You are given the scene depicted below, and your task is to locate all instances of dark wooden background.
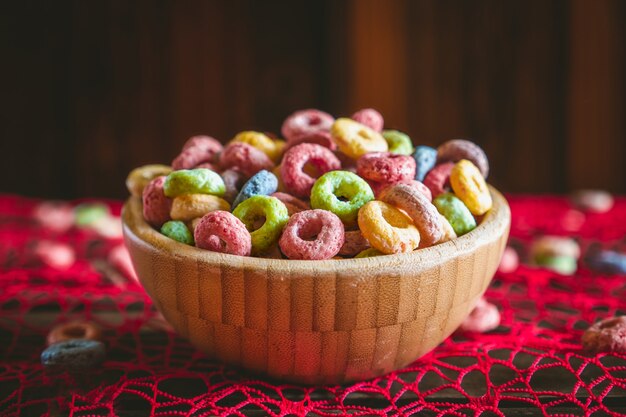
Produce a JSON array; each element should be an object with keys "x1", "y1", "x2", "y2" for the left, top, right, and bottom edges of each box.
[{"x1": 1, "y1": 0, "x2": 624, "y2": 200}]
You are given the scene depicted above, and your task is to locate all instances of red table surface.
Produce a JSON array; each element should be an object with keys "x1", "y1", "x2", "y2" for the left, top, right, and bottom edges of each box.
[{"x1": 1, "y1": 194, "x2": 625, "y2": 417}]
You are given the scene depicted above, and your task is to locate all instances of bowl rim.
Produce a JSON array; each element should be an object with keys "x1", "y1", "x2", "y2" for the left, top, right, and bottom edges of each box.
[{"x1": 122, "y1": 185, "x2": 510, "y2": 275}]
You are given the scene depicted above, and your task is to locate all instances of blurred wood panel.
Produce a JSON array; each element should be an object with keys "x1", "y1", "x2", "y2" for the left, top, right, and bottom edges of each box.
[
  {"x1": 567, "y1": 0, "x2": 626, "y2": 191},
  {"x1": 0, "y1": 0, "x2": 624, "y2": 199}
]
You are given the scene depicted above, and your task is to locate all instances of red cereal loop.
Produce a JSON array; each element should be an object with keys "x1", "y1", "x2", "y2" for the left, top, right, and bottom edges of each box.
[
  {"x1": 459, "y1": 298, "x2": 501, "y2": 333},
  {"x1": 338, "y1": 229, "x2": 370, "y2": 257},
  {"x1": 172, "y1": 136, "x2": 223, "y2": 170},
  {"x1": 47, "y1": 321, "x2": 103, "y2": 346},
  {"x1": 380, "y1": 183, "x2": 443, "y2": 247},
  {"x1": 194, "y1": 162, "x2": 218, "y2": 171},
  {"x1": 281, "y1": 109, "x2": 334, "y2": 142},
  {"x1": 280, "y1": 143, "x2": 341, "y2": 198},
  {"x1": 194, "y1": 210, "x2": 252, "y2": 256},
  {"x1": 142, "y1": 176, "x2": 172, "y2": 227},
  {"x1": 279, "y1": 209, "x2": 345, "y2": 260},
  {"x1": 423, "y1": 162, "x2": 454, "y2": 198},
  {"x1": 270, "y1": 192, "x2": 310, "y2": 216},
  {"x1": 284, "y1": 131, "x2": 337, "y2": 152},
  {"x1": 182, "y1": 135, "x2": 223, "y2": 152},
  {"x1": 582, "y1": 316, "x2": 626, "y2": 353},
  {"x1": 356, "y1": 152, "x2": 416, "y2": 184},
  {"x1": 219, "y1": 142, "x2": 275, "y2": 178},
  {"x1": 351, "y1": 108, "x2": 384, "y2": 132}
]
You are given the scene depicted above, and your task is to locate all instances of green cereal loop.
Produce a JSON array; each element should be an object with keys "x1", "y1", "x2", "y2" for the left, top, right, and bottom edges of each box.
[
  {"x1": 382, "y1": 130, "x2": 414, "y2": 155},
  {"x1": 310, "y1": 171, "x2": 374, "y2": 225},
  {"x1": 433, "y1": 193, "x2": 477, "y2": 236},
  {"x1": 163, "y1": 169, "x2": 225, "y2": 198},
  {"x1": 160, "y1": 220, "x2": 194, "y2": 245},
  {"x1": 534, "y1": 254, "x2": 577, "y2": 275},
  {"x1": 232, "y1": 195, "x2": 288, "y2": 255},
  {"x1": 355, "y1": 248, "x2": 384, "y2": 258},
  {"x1": 74, "y1": 203, "x2": 109, "y2": 227}
]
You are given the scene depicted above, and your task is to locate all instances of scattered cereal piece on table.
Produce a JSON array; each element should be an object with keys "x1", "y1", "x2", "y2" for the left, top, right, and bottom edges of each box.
[
  {"x1": 582, "y1": 316, "x2": 626, "y2": 353},
  {"x1": 459, "y1": 298, "x2": 500, "y2": 333}
]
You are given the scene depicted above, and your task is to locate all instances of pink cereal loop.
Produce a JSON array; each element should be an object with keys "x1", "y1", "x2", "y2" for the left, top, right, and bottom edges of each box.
[
  {"x1": 380, "y1": 183, "x2": 444, "y2": 247},
  {"x1": 142, "y1": 176, "x2": 172, "y2": 227},
  {"x1": 281, "y1": 109, "x2": 334, "y2": 142},
  {"x1": 459, "y1": 298, "x2": 501, "y2": 333},
  {"x1": 173, "y1": 136, "x2": 223, "y2": 170},
  {"x1": 279, "y1": 209, "x2": 345, "y2": 260},
  {"x1": 219, "y1": 142, "x2": 275, "y2": 178},
  {"x1": 182, "y1": 135, "x2": 223, "y2": 152},
  {"x1": 351, "y1": 108, "x2": 384, "y2": 132},
  {"x1": 194, "y1": 210, "x2": 252, "y2": 256},
  {"x1": 376, "y1": 180, "x2": 432, "y2": 202},
  {"x1": 280, "y1": 143, "x2": 341, "y2": 198}
]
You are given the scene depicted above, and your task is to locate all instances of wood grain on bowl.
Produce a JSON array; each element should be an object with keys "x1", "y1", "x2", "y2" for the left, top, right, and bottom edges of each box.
[{"x1": 122, "y1": 186, "x2": 510, "y2": 384}]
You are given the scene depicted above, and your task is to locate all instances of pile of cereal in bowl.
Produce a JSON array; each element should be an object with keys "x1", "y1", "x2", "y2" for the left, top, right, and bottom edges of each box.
[{"x1": 126, "y1": 108, "x2": 493, "y2": 260}]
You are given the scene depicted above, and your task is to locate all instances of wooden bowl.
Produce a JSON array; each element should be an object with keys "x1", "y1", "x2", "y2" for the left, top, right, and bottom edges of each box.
[{"x1": 122, "y1": 186, "x2": 510, "y2": 384}]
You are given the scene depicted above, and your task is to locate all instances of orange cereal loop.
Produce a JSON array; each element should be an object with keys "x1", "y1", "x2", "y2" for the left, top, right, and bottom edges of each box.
[
  {"x1": 170, "y1": 194, "x2": 230, "y2": 222},
  {"x1": 47, "y1": 321, "x2": 103, "y2": 346},
  {"x1": 450, "y1": 159, "x2": 492, "y2": 216},
  {"x1": 330, "y1": 118, "x2": 388, "y2": 159},
  {"x1": 357, "y1": 200, "x2": 420, "y2": 254}
]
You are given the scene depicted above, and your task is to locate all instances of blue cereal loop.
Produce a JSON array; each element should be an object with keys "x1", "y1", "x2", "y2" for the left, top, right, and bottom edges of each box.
[
  {"x1": 412, "y1": 146, "x2": 437, "y2": 182},
  {"x1": 41, "y1": 339, "x2": 106, "y2": 369},
  {"x1": 232, "y1": 170, "x2": 278, "y2": 209}
]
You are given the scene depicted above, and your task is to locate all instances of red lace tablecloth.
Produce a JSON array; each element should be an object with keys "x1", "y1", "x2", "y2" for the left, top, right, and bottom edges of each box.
[{"x1": 1, "y1": 194, "x2": 625, "y2": 416}]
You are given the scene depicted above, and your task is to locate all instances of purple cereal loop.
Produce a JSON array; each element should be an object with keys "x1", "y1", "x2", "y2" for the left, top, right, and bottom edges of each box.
[
  {"x1": 351, "y1": 108, "x2": 384, "y2": 132},
  {"x1": 279, "y1": 209, "x2": 345, "y2": 260},
  {"x1": 270, "y1": 192, "x2": 310, "y2": 216},
  {"x1": 582, "y1": 316, "x2": 626, "y2": 353},
  {"x1": 221, "y1": 169, "x2": 246, "y2": 203},
  {"x1": 338, "y1": 229, "x2": 371, "y2": 257},
  {"x1": 142, "y1": 176, "x2": 172, "y2": 227},
  {"x1": 437, "y1": 139, "x2": 489, "y2": 178}
]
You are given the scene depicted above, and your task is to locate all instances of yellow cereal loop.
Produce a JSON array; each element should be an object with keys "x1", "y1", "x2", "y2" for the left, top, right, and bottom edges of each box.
[
  {"x1": 330, "y1": 118, "x2": 388, "y2": 159},
  {"x1": 450, "y1": 159, "x2": 492, "y2": 216},
  {"x1": 271, "y1": 139, "x2": 286, "y2": 162},
  {"x1": 125, "y1": 164, "x2": 172, "y2": 197},
  {"x1": 170, "y1": 194, "x2": 230, "y2": 222},
  {"x1": 232, "y1": 131, "x2": 282, "y2": 162},
  {"x1": 272, "y1": 165, "x2": 287, "y2": 192},
  {"x1": 357, "y1": 200, "x2": 420, "y2": 254},
  {"x1": 437, "y1": 213, "x2": 457, "y2": 244}
]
